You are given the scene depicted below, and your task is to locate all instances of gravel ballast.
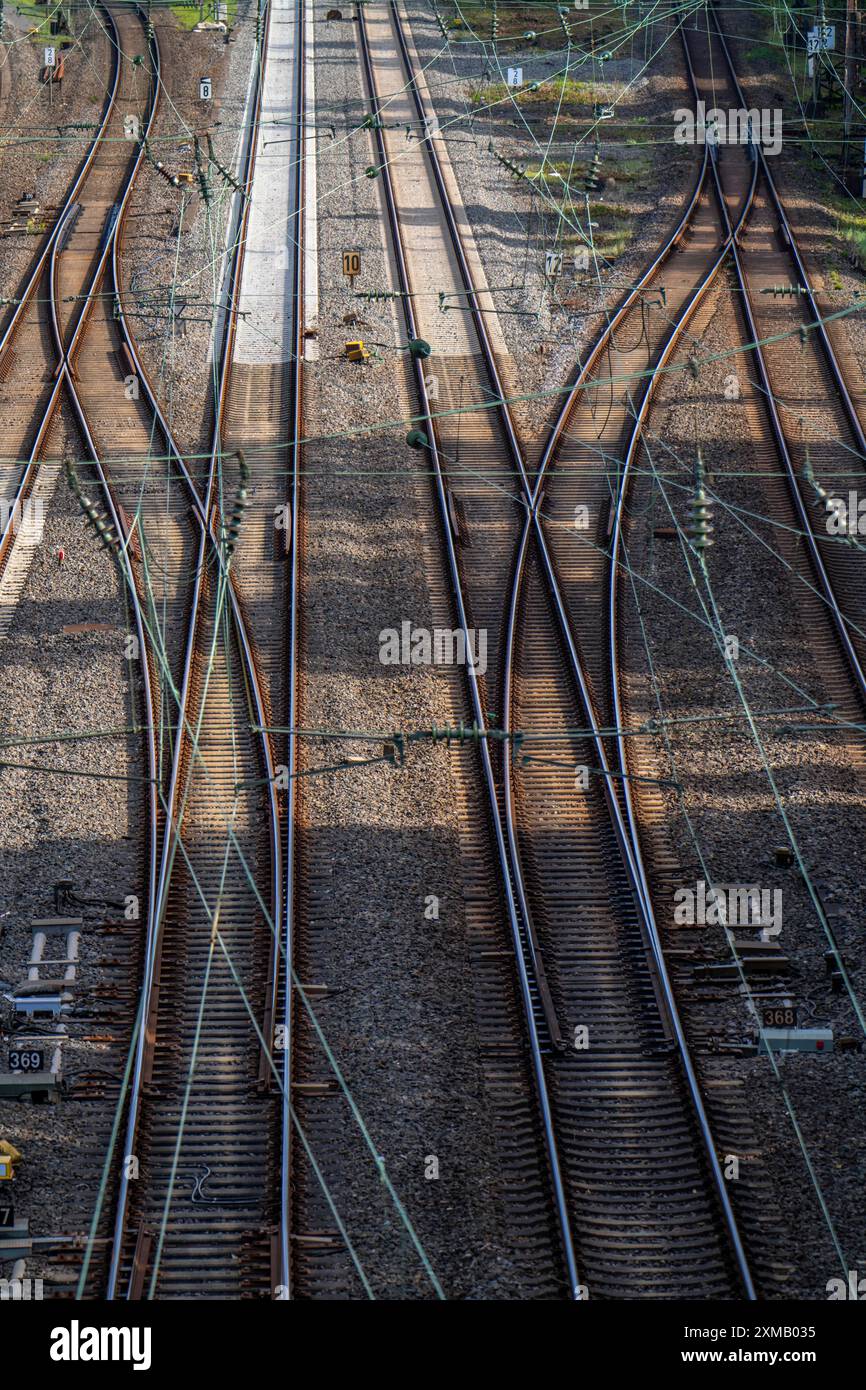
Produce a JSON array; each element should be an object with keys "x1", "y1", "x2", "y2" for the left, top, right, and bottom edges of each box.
[{"x1": 0, "y1": 440, "x2": 142, "y2": 1291}]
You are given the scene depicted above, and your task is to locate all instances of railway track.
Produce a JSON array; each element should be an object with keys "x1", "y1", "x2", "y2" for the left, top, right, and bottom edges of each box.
[
  {"x1": 0, "y1": 4, "x2": 122, "y2": 625},
  {"x1": 101, "y1": 0, "x2": 297, "y2": 1299},
  {"x1": 0, "y1": 0, "x2": 301, "y2": 1302},
  {"x1": 359, "y1": 0, "x2": 584, "y2": 1298},
  {"x1": 0, "y1": 1, "x2": 199, "y2": 1292},
  {"x1": 356, "y1": 0, "x2": 758, "y2": 1298},
  {"x1": 0, "y1": 0, "x2": 295, "y2": 1300},
  {"x1": 218, "y1": 0, "x2": 307, "y2": 1295},
  {"x1": 596, "y1": 5, "x2": 866, "y2": 1019},
  {"x1": 526, "y1": 0, "x2": 866, "y2": 1294},
  {"x1": 2, "y1": 0, "x2": 860, "y2": 1303},
  {"x1": 532, "y1": 5, "x2": 866, "y2": 959},
  {"x1": 692, "y1": 3, "x2": 866, "y2": 714},
  {"x1": 60, "y1": 6, "x2": 204, "y2": 757},
  {"x1": 0, "y1": 0, "x2": 179, "y2": 684}
]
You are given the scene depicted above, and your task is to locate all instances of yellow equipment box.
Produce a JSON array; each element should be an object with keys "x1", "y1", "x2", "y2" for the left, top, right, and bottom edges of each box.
[{"x1": 0, "y1": 1141, "x2": 21, "y2": 1180}]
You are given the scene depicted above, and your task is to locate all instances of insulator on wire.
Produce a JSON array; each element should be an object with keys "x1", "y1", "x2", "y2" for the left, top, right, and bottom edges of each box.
[
  {"x1": 496, "y1": 153, "x2": 527, "y2": 181},
  {"x1": 65, "y1": 460, "x2": 120, "y2": 552},
  {"x1": 223, "y1": 450, "x2": 250, "y2": 557},
  {"x1": 584, "y1": 145, "x2": 602, "y2": 194},
  {"x1": 802, "y1": 446, "x2": 829, "y2": 505},
  {"x1": 431, "y1": 1, "x2": 450, "y2": 39},
  {"x1": 686, "y1": 451, "x2": 714, "y2": 552}
]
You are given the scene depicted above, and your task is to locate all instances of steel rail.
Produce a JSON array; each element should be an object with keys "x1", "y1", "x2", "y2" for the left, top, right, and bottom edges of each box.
[
  {"x1": 109, "y1": 1, "x2": 283, "y2": 1074},
  {"x1": 603, "y1": 43, "x2": 762, "y2": 904},
  {"x1": 387, "y1": 0, "x2": 757, "y2": 1297},
  {"x1": 598, "y1": 72, "x2": 763, "y2": 1313},
  {"x1": 105, "y1": 0, "x2": 283, "y2": 1299},
  {"x1": 92, "y1": 2, "x2": 200, "y2": 1298},
  {"x1": 277, "y1": 0, "x2": 306, "y2": 1299},
  {"x1": 387, "y1": 0, "x2": 714, "y2": 924},
  {"x1": 356, "y1": 0, "x2": 583, "y2": 1300},
  {"x1": 607, "y1": 80, "x2": 760, "y2": 917},
  {"x1": 565, "y1": 5, "x2": 866, "y2": 1300},
  {"x1": 530, "y1": 171, "x2": 709, "y2": 503}
]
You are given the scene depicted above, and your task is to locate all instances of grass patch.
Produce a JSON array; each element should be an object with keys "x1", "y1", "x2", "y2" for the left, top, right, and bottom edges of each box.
[
  {"x1": 445, "y1": 1, "x2": 624, "y2": 48},
  {"x1": 558, "y1": 199, "x2": 634, "y2": 262},
  {"x1": 744, "y1": 41, "x2": 780, "y2": 66},
  {"x1": 17, "y1": 3, "x2": 76, "y2": 45},
  {"x1": 539, "y1": 74, "x2": 595, "y2": 103},
  {"x1": 616, "y1": 152, "x2": 652, "y2": 183},
  {"x1": 169, "y1": 2, "x2": 237, "y2": 30},
  {"x1": 515, "y1": 151, "x2": 654, "y2": 195},
  {"x1": 469, "y1": 81, "x2": 507, "y2": 105},
  {"x1": 468, "y1": 74, "x2": 600, "y2": 109},
  {"x1": 836, "y1": 202, "x2": 866, "y2": 271},
  {"x1": 842, "y1": 228, "x2": 866, "y2": 271},
  {"x1": 446, "y1": 2, "x2": 572, "y2": 49},
  {"x1": 586, "y1": 201, "x2": 634, "y2": 259}
]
